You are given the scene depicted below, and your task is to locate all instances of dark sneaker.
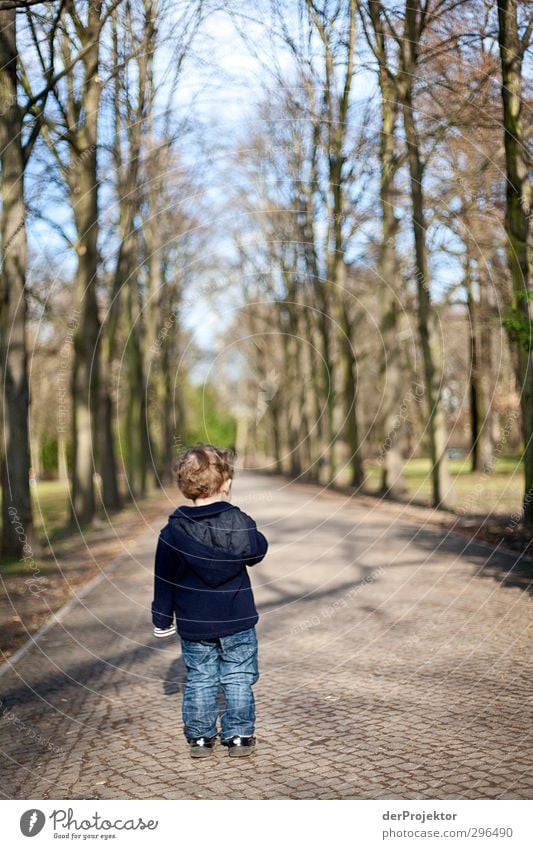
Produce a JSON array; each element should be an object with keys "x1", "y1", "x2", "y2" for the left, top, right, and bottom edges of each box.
[
  {"x1": 222, "y1": 735, "x2": 256, "y2": 757},
  {"x1": 188, "y1": 736, "x2": 217, "y2": 758}
]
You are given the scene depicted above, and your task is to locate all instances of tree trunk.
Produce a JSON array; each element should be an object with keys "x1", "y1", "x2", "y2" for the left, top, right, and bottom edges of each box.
[
  {"x1": 300, "y1": 195, "x2": 332, "y2": 481},
  {"x1": 100, "y1": 190, "x2": 138, "y2": 512},
  {"x1": 301, "y1": 299, "x2": 322, "y2": 480},
  {"x1": 497, "y1": 0, "x2": 533, "y2": 523},
  {"x1": 235, "y1": 414, "x2": 249, "y2": 468},
  {"x1": 30, "y1": 433, "x2": 41, "y2": 481},
  {"x1": 160, "y1": 292, "x2": 184, "y2": 484},
  {"x1": 99, "y1": 384, "x2": 121, "y2": 508},
  {"x1": 336, "y1": 264, "x2": 364, "y2": 487},
  {"x1": 99, "y1": 276, "x2": 121, "y2": 510},
  {"x1": 99, "y1": 234, "x2": 122, "y2": 510},
  {"x1": 68, "y1": 18, "x2": 102, "y2": 525},
  {"x1": 466, "y1": 259, "x2": 481, "y2": 471},
  {"x1": 322, "y1": 0, "x2": 361, "y2": 488},
  {"x1": 328, "y1": 154, "x2": 361, "y2": 488},
  {"x1": 143, "y1": 44, "x2": 164, "y2": 486},
  {"x1": 477, "y1": 267, "x2": 493, "y2": 469},
  {"x1": 402, "y1": 92, "x2": 454, "y2": 509},
  {"x1": 161, "y1": 347, "x2": 176, "y2": 484},
  {"x1": 371, "y1": 18, "x2": 406, "y2": 496},
  {"x1": 126, "y1": 280, "x2": 149, "y2": 497},
  {"x1": 0, "y1": 7, "x2": 34, "y2": 556},
  {"x1": 58, "y1": 433, "x2": 69, "y2": 483},
  {"x1": 295, "y1": 310, "x2": 313, "y2": 475}
]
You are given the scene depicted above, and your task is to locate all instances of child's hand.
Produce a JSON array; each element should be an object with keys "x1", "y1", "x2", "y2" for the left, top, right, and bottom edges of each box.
[{"x1": 153, "y1": 624, "x2": 176, "y2": 638}]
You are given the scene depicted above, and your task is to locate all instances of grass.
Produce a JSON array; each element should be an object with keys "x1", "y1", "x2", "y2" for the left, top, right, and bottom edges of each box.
[
  {"x1": 0, "y1": 456, "x2": 527, "y2": 575},
  {"x1": 363, "y1": 454, "x2": 525, "y2": 515},
  {"x1": 0, "y1": 480, "x2": 172, "y2": 659},
  {"x1": 0, "y1": 482, "x2": 69, "y2": 576},
  {"x1": 31, "y1": 480, "x2": 71, "y2": 535},
  {"x1": 1, "y1": 480, "x2": 160, "y2": 576}
]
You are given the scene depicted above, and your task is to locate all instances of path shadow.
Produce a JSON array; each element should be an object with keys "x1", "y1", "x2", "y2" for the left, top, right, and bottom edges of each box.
[
  {"x1": 163, "y1": 653, "x2": 186, "y2": 695},
  {"x1": 394, "y1": 525, "x2": 533, "y2": 595},
  {"x1": 255, "y1": 564, "x2": 381, "y2": 615},
  {"x1": 160, "y1": 567, "x2": 385, "y2": 697},
  {"x1": 0, "y1": 639, "x2": 164, "y2": 708}
]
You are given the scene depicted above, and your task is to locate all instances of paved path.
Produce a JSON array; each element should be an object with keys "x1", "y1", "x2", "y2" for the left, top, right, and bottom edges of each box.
[{"x1": 1, "y1": 473, "x2": 532, "y2": 799}]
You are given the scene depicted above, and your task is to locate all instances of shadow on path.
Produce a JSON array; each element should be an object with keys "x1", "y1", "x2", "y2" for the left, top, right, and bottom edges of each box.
[
  {"x1": 163, "y1": 654, "x2": 186, "y2": 696},
  {"x1": 394, "y1": 525, "x2": 533, "y2": 595},
  {"x1": 0, "y1": 640, "x2": 164, "y2": 709}
]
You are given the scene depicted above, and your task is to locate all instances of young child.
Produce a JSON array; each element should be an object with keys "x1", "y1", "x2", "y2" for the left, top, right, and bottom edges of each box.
[{"x1": 151, "y1": 443, "x2": 268, "y2": 759}]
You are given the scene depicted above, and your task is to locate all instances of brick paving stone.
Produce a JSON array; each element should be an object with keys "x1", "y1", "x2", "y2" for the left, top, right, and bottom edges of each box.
[{"x1": 0, "y1": 472, "x2": 532, "y2": 799}]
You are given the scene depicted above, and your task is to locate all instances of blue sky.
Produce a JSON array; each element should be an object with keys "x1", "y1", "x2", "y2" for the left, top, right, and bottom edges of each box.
[{"x1": 24, "y1": 1, "x2": 471, "y2": 379}]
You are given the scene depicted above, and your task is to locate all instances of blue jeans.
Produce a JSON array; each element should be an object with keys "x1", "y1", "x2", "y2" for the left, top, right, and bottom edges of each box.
[{"x1": 180, "y1": 626, "x2": 259, "y2": 741}]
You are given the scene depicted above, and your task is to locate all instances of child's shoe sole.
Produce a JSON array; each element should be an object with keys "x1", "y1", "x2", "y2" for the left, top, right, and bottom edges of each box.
[
  {"x1": 188, "y1": 737, "x2": 217, "y2": 758},
  {"x1": 190, "y1": 747, "x2": 214, "y2": 758},
  {"x1": 228, "y1": 746, "x2": 255, "y2": 758},
  {"x1": 223, "y1": 736, "x2": 256, "y2": 757}
]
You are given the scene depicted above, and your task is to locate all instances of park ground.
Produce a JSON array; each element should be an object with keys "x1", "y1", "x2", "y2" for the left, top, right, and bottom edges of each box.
[
  {"x1": 1, "y1": 454, "x2": 530, "y2": 664},
  {"x1": 0, "y1": 470, "x2": 532, "y2": 799}
]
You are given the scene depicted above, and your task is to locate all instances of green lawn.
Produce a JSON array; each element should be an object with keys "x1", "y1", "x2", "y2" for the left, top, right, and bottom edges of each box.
[
  {"x1": 1, "y1": 480, "x2": 156, "y2": 576},
  {"x1": 1, "y1": 458, "x2": 527, "y2": 575},
  {"x1": 31, "y1": 480, "x2": 71, "y2": 535},
  {"x1": 0, "y1": 482, "x2": 70, "y2": 576},
  {"x1": 364, "y1": 454, "x2": 525, "y2": 514}
]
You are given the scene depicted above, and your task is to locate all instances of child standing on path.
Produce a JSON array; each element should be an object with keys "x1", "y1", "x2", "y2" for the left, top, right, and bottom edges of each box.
[{"x1": 151, "y1": 443, "x2": 268, "y2": 759}]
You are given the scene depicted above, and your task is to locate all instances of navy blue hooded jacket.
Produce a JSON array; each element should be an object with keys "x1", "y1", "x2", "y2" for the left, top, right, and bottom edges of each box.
[{"x1": 151, "y1": 500, "x2": 268, "y2": 640}]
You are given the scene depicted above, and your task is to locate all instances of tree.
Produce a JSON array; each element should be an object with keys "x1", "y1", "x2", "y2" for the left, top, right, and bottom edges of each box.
[
  {"x1": 497, "y1": 0, "x2": 533, "y2": 523},
  {"x1": 304, "y1": 0, "x2": 365, "y2": 487},
  {"x1": 29, "y1": 1, "x2": 114, "y2": 523},
  {"x1": 0, "y1": 5, "x2": 33, "y2": 555},
  {"x1": 363, "y1": 0, "x2": 407, "y2": 496}
]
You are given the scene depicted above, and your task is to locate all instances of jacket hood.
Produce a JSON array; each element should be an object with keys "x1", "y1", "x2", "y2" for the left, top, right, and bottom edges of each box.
[{"x1": 163, "y1": 502, "x2": 257, "y2": 589}]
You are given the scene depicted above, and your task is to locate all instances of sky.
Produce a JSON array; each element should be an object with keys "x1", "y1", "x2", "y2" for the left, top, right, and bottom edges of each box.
[
  {"x1": 162, "y1": 4, "x2": 381, "y2": 364},
  {"x1": 23, "y1": 0, "x2": 470, "y2": 386}
]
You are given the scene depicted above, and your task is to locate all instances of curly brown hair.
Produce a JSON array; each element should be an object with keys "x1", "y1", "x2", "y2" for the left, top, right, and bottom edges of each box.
[{"x1": 174, "y1": 443, "x2": 236, "y2": 501}]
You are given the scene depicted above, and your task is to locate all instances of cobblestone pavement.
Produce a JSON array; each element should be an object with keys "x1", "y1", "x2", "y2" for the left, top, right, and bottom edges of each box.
[{"x1": 1, "y1": 473, "x2": 532, "y2": 800}]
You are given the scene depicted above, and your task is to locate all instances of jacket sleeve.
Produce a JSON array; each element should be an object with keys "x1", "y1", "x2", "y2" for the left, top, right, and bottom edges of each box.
[
  {"x1": 244, "y1": 517, "x2": 269, "y2": 567},
  {"x1": 151, "y1": 529, "x2": 177, "y2": 630}
]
